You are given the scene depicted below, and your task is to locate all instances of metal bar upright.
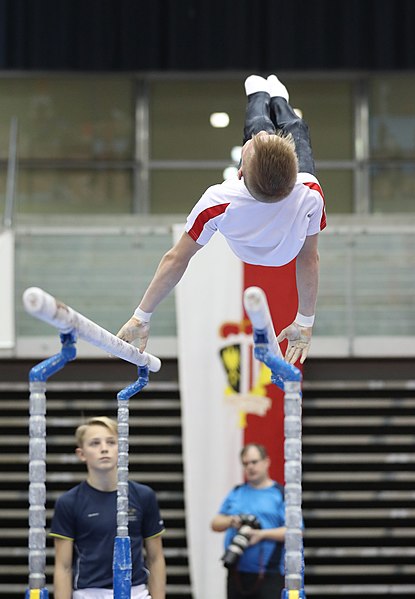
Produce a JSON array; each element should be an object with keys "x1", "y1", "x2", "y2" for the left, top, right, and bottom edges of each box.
[
  {"x1": 113, "y1": 366, "x2": 150, "y2": 599},
  {"x1": 243, "y1": 286, "x2": 306, "y2": 599},
  {"x1": 25, "y1": 333, "x2": 77, "y2": 599}
]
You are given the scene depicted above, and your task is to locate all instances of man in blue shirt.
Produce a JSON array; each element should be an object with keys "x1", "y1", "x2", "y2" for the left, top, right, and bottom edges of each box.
[
  {"x1": 50, "y1": 416, "x2": 166, "y2": 599},
  {"x1": 211, "y1": 443, "x2": 286, "y2": 599}
]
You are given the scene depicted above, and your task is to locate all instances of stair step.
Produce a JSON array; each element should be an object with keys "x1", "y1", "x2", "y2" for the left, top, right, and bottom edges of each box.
[
  {"x1": 304, "y1": 415, "x2": 415, "y2": 426},
  {"x1": 307, "y1": 564, "x2": 415, "y2": 575},
  {"x1": 304, "y1": 453, "x2": 415, "y2": 464},
  {"x1": 304, "y1": 508, "x2": 415, "y2": 520},
  {"x1": 0, "y1": 453, "x2": 184, "y2": 464},
  {"x1": 0, "y1": 435, "x2": 182, "y2": 446},
  {"x1": 0, "y1": 507, "x2": 185, "y2": 519},
  {"x1": 305, "y1": 527, "x2": 415, "y2": 539},
  {"x1": 0, "y1": 381, "x2": 180, "y2": 393},
  {"x1": 305, "y1": 397, "x2": 415, "y2": 409},
  {"x1": 305, "y1": 584, "x2": 415, "y2": 596},
  {"x1": 306, "y1": 546, "x2": 415, "y2": 558},
  {"x1": 0, "y1": 583, "x2": 192, "y2": 596},
  {"x1": 0, "y1": 563, "x2": 190, "y2": 575},
  {"x1": 0, "y1": 398, "x2": 181, "y2": 411},
  {"x1": 0, "y1": 527, "x2": 187, "y2": 539},
  {"x1": 303, "y1": 434, "x2": 415, "y2": 445},
  {"x1": 0, "y1": 416, "x2": 183, "y2": 427},
  {"x1": 304, "y1": 490, "x2": 415, "y2": 501},
  {"x1": 304, "y1": 471, "x2": 415, "y2": 482},
  {"x1": 0, "y1": 471, "x2": 184, "y2": 482},
  {"x1": 0, "y1": 489, "x2": 184, "y2": 502}
]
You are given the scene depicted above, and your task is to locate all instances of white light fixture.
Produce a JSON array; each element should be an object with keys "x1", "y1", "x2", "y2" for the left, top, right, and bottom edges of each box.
[
  {"x1": 223, "y1": 166, "x2": 238, "y2": 180},
  {"x1": 210, "y1": 112, "x2": 230, "y2": 128},
  {"x1": 231, "y1": 145, "x2": 242, "y2": 163}
]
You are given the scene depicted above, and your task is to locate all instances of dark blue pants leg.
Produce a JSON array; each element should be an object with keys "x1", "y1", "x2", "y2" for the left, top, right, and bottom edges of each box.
[
  {"x1": 270, "y1": 97, "x2": 316, "y2": 175},
  {"x1": 243, "y1": 92, "x2": 276, "y2": 144}
]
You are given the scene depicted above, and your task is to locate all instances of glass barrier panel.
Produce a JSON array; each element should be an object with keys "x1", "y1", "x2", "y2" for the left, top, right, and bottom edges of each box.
[
  {"x1": 15, "y1": 229, "x2": 176, "y2": 338},
  {"x1": 315, "y1": 224, "x2": 415, "y2": 336},
  {"x1": 14, "y1": 219, "x2": 415, "y2": 343},
  {"x1": 353, "y1": 231, "x2": 415, "y2": 335},
  {"x1": 150, "y1": 80, "x2": 244, "y2": 161},
  {"x1": 150, "y1": 168, "x2": 227, "y2": 214},
  {"x1": 370, "y1": 76, "x2": 415, "y2": 160},
  {"x1": 15, "y1": 168, "x2": 133, "y2": 214},
  {"x1": 0, "y1": 76, "x2": 134, "y2": 160},
  {"x1": 288, "y1": 80, "x2": 354, "y2": 161},
  {"x1": 370, "y1": 164, "x2": 415, "y2": 213},
  {"x1": 316, "y1": 169, "x2": 354, "y2": 213}
]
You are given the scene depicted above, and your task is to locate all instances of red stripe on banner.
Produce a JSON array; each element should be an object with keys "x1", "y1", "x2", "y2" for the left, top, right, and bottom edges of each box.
[
  {"x1": 303, "y1": 181, "x2": 327, "y2": 230},
  {"x1": 243, "y1": 259, "x2": 302, "y2": 484},
  {"x1": 187, "y1": 203, "x2": 230, "y2": 241}
]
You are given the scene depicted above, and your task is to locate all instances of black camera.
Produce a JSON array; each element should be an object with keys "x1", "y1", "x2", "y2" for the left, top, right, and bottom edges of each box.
[{"x1": 222, "y1": 514, "x2": 262, "y2": 569}]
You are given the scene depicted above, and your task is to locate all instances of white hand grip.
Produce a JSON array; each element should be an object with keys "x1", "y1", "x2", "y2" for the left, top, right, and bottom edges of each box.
[
  {"x1": 23, "y1": 287, "x2": 161, "y2": 373},
  {"x1": 243, "y1": 286, "x2": 282, "y2": 358}
]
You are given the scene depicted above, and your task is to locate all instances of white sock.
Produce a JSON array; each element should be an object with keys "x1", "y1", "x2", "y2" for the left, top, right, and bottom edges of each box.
[
  {"x1": 244, "y1": 75, "x2": 269, "y2": 96},
  {"x1": 267, "y1": 75, "x2": 289, "y2": 101}
]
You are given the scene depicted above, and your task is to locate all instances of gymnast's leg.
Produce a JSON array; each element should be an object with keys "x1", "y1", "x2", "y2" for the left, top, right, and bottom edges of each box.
[
  {"x1": 268, "y1": 75, "x2": 316, "y2": 175},
  {"x1": 243, "y1": 75, "x2": 276, "y2": 144}
]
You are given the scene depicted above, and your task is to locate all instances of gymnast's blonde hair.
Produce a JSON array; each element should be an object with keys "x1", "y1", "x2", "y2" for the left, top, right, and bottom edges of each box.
[{"x1": 243, "y1": 132, "x2": 298, "y2": 202}]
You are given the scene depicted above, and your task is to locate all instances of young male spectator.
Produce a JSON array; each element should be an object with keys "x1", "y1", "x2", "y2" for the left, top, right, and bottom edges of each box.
[{"x1": 50, "y1": 416, "x2": 166, "y2": 599}]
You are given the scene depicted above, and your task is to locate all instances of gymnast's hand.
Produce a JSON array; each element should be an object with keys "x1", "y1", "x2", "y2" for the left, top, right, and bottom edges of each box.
[
  {"x1": 277, "y1": 322, "x2": 312, "y2": 365},
  {"x1": 116, "y1": 316, "x2": 151, "y2": 353}
]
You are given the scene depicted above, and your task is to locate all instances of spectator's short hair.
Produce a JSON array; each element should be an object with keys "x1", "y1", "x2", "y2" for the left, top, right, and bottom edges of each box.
[
  {"x1": 240, "y1": 443, "x2": 269, "y2": 460},
  {"x1": 75, "y1": 416, "x2": 118, "y2": 448},
  {"x1": 244, "y1": 132, "x2": 298, "y2": 202}
]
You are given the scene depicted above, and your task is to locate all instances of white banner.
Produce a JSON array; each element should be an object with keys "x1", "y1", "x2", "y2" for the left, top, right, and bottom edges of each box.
[
  {"x1": 0, "y1": 229, "x2": 15, "y2": 349},
  {"x1": 174, "y1": 226, "x2": 244, "y2": 599}
]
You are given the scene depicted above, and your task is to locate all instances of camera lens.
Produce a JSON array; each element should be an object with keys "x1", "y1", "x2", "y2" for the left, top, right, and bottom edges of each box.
[{"x1": 222, "y1": 525, "x2": 254, "y2": 569}]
